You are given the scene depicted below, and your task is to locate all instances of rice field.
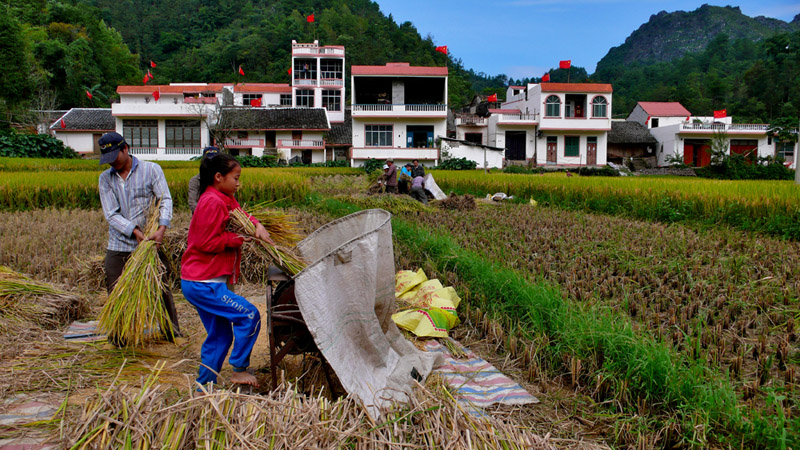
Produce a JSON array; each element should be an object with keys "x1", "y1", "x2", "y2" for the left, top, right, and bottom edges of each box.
[{"x1": 432, "y1": 171, "x2": 800, "y2": 239}]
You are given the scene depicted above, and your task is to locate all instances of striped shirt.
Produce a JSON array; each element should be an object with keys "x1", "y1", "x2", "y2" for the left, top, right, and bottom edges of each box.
[{"x1": 99, "y1": 156, "x2": 173, "y2": 252}]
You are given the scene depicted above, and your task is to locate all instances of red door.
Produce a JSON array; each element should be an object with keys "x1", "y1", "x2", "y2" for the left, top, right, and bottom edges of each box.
[
  {"x1": 547, "y1": 142, "x2": 557, "y2": 164},
  {"x1": 684, "y1": 144, "x2": 694, "y2": 166},
  {"x1": 587, "y1": 142, "x2": 597, "y2": 165}
]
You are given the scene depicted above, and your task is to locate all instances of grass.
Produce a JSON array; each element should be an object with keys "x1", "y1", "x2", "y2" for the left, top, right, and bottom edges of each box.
[
  {"x1": 431, "y1": 170, "x2": 800, "y2": 240},
  {"x1": 312, "y1": 195, "x2": 799, "y2": 448}
]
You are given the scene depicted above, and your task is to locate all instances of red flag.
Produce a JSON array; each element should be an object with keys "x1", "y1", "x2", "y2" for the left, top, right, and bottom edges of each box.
[
  {"x1": 147, "y1": 70, "x2": 153, "y2": 80},
  {"x1": 487, "y1": 93, "x2": 497, "y2": 102},
  {"x1": 713, "y1": 109, "x2": 727, "y2": 119},
  {"x1": 238, "y1": 65, "x2": 245, "y2": 76},
  {"x1": 288, "y1": 68, "x2": 292, "y2": 75},
  {"x1": 143, "y1": 74, "x2": 149, "y2": 84},
  {"x1": 60, "y1": 119, "x2": 66, "y2": 129},
  {"x1": 559, "y1": 60, "x2": 571, "y2": 69},
  {"x1": 152, "y1": 90, "x2": 160, "y2": 102},
  {"x1": 686, "y1": 115, "x2": 690, "y2": 122},
  {"x1": 542, "y1": 73, "x2": 550, "y2": 82},
  {"x1": 150, "y1": 60, "x2": 157, "y2": 68},
  {"x1": 645, "y1": 115, "x2": 651, "y2": 124},
  {"x1": 306, "y1": 13, "x2": 314, "y2": 23},
  {"x1": 85, "y1": 90, "x2": 93, "y2": 99},
  {"x1": 435, "y1": 45, "x2": 447, "y2": 54},
  {"x1": 250, "y1": 98, "x2": 262, "y2": 107}
]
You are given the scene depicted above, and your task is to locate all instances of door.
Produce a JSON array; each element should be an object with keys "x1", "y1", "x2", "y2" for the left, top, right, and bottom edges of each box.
[
  {"x1": 264, "y1": 131, "x2": 276, "y2": 148},
  {"x1": 92, "y1": 134, "x2": 102, "y2": 155},
  {"x1": 292, "y1": 130, "x2": 302, "y2": 146},
  {"x1": 684, "y1": 140, "x2": 711, "y2": 167},
  {"x1": 301, "y1": 150, "x2": 312, "y2": 165},
  {"x1": 546, "y1": 136, "x2": 557, "y2": 164},
  {"x1": 587, "y1": 137, "x2": 597, "y2": 165},
  {"x1": 505, "y1": 131, "x2": 526, "y2": 161}
]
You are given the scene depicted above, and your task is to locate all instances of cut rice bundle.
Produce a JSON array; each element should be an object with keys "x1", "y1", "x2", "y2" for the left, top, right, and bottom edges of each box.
[
  {"x1": 97, "y1": 200, "x2": 172, "y2": 347},
  {"x1": 243, "y1": 202, "x2": 304, "y2": 247},
  {"x1": 0, "y1": 266, "x2": 85, "y2": 332},
  {"x1": 227, "y1": 208, "x2": 307, "y2": 276}
]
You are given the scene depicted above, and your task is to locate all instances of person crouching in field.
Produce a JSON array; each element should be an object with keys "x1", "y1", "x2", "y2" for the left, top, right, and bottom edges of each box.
[
  {"x1": 97, "y1": 132, "x2": 181, "y2": 344},
  {"x1": 181, "y1": 153, "x2": 273, "y2": 389}
]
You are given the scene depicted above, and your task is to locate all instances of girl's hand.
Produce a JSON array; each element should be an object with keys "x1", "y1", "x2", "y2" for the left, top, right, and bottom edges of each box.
[
  {"x1": 238, "y1": 234, "x2": 253, "y2": 242},
  {"x1": 255, "y1": 223, "x2": 275, "y2": 245}
]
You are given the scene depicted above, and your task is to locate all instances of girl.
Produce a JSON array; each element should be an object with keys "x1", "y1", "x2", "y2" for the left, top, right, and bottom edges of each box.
[{"x1": 181, "y1": 153, "x2": 273, "y2": 389}]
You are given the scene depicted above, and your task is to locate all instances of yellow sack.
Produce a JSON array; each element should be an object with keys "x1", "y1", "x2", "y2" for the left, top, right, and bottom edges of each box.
[
  {"x1": 399, "y1": 279, "x2": 442, "y2": 304},
  {"x1": 392, "y1": 307, "x2": 460, "y2": 338},
  {"x1": 395, "y1": 269, "x2": 427, "y2": 297}
]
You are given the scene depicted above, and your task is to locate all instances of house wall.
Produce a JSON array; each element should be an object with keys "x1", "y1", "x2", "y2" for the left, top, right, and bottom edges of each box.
[
  {"x1": 535, "y1": 131, "x2": 608, "y2": 166},
  {"x1": 455, "y1": 125, "x2": 487, "y2": 144},
  {"x1": 492, "y1": 126, "x2": 537, "y2": 159},
  {"x1": 233, "y1": 92, "x2": 284, "y2": 106},
  {"x1": 53, "y1": 132, "x2": 97, "y2": 154},
  {"x1": 650, "y1": 124, "x2": 681, "y2": 166},
  {"x1": 440, "y1": 140, "x2": 503, "y2": 169}
]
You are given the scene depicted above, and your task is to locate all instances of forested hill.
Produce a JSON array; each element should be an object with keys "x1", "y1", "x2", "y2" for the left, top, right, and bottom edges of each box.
[
  {"x1": 595, "y1": 5, "x2": 799, "y2": 74},
  {"x1": 1, "y1": 0, "x2": 475, "y2": 112}
]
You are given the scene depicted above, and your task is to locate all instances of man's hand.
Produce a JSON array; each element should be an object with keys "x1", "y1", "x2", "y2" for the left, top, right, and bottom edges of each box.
[
  {"x1": 254, "y1": 223, "x2": 275, "y2": 245},
  {"x1": 133, "y1": 227, "x2": 145, "y2": 243},
  {"x1": 147, "y1": 225, "x2": 167, "y2": 246}
]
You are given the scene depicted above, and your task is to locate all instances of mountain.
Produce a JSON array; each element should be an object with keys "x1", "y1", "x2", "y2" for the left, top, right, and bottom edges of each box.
[{"x1": 595, "y1": 4, "x2": 799, "y2": 76}]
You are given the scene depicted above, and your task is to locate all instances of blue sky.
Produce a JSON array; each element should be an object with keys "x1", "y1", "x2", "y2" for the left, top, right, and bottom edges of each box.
[{"x1": 374, "y1": 1, "x2": 800, "y2": 79}]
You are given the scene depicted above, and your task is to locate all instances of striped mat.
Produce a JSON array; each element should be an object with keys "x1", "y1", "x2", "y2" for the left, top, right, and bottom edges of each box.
[
  {"x1": 425, "y1": 339, "x2": 538, "y2": 414},
  {"x1": 62, "y1": 321, "x2": 105, "y2": 343}
]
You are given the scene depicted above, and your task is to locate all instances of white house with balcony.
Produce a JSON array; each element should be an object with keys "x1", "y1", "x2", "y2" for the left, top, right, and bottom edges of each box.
[
  {"x1": 492, "y1": 82, "x2": 612, "y2": 166},
  {"x1": 234, "y1": 83, "x2": 291, "y2": 107},
  {"x1": 627, "y1": 102, "x2": 795, "y2": 168},
  {"x1": 350, "y1": 62, "x2": 448, "y2": 167},
  {"x1": 291, "y1": 40, "x2": 346, "y2": 123}
]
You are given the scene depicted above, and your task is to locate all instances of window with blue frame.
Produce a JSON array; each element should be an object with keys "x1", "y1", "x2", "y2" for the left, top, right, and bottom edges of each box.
[{"x1": 407, "y1": 125, "x2": 434, "y2": 148}]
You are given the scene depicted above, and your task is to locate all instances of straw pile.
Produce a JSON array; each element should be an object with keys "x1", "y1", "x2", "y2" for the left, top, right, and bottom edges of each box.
[
  {"x1": 68, "y1": 362, "x2": 553, "y2": 450},
  {"x1": 97, "y1": 201, "x2": 173, "y2": 347},
  {"x1": 334, "y1": 194, "x2": 432, "y2": 214},
  {"x1": 228, "y1": 208, "x2": 307, "y2": 276},
  {"x1": 435, "y1": 193, "x2": 477, "y2": 211},
  {"x1": 0, "y1": 266, "x2": 85, "y2": 333}
]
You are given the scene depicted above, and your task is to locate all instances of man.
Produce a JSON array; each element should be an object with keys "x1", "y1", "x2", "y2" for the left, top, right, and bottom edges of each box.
[
  {"x1": 411, "y1": 159, "x2": 425, "y2": 178},
  {"x1": 188, "y1": 146, "x2": 220, "y2": 213},
  {"x1": 97, "y1": 132, "x2": 181, "y2": 341},
  {"x1": 409, "y1": 175, "x2": 428, "y2": 204},
  {"x1": 398, "y1": 163, "x2": 412, "y2": 195},
  {"x1": 382, "y1": 159, "x2": 398, "y2": 194}
]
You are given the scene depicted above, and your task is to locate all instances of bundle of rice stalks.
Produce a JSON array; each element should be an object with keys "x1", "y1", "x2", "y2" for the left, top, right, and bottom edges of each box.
[
  {"x1": 334, "y1": 194, "x2": 433, "y2": 215},
  {"x1": 435, "y1": 193, "x2": 477, "y2": 210},
  {"x1": 228, "y1": 208, "x2": 307, "y2": 276},
  {"x1": 68, "y1": 363, "x2": 552, "y2": 450},
  {"x1": 0, "y1": 266, "x2": 86, "y2": 333},
  {"x1": 97, "y1": 201, "x2": 173, "y2": 347},
  {"x1": 244, "y1": 202, "x2": 304, "y2": 247}
]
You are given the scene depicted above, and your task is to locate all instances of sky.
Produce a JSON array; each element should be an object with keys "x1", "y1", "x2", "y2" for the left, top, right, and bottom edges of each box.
[{"x1": 374, "y1": 0, "x2": 800, "y2": 79}]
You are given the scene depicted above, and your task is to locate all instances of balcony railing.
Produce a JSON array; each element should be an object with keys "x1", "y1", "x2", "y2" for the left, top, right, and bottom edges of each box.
[
  {"x1": 681, "y1": 123, "x2": 769, "y2": 132},
  {"x1": 183, "y1": 97, "x2": 217, "y2": 104},
  {"x1": 278, "y1": 139, "x2": 325, "y2": 149},
  {"x1": 455, "y1": 116, "x2": 487, "y2": 126},
  {"x1": 498, "y1": 113, "x2": 538, "y2": 123},
  {"x1": 129, "y1": 147, "x2": 204, "y2": 160},
  {"x1": 352, "y1": 104, "x2": 447, "y2": 114},
  {"x1": 293, "y1": 79, "x2": 317, "y2": 86},
  {"x1": 291, "y1": 45, "x2": 345, "y2": 56},
  {"x1": 224, "y1": 138, "x2": 265, "y2": 147},
  {"x1": 320, "y1": 79, "x2": 344, "y2": 86}
]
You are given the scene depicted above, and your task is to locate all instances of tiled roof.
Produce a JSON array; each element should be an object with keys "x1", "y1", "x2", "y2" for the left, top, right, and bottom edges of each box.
[
  {"x1": 118, "y1": 84, "x2": 227, "y2": 94},
  {"x1": 50, "y1": 108, "x2": 115, "y2": 131},
  {"x1": 234, "y1": 83, "x2": 291, "y2": 93},
  {"x1": 509, "y1": 85, "x2": 526, "y2": 89},
  {"x1": 489, "y1": 108, "x2": 521, "y2": 114},
  {"x1": 327, "y1": 111, "x2": 352, "y2": 145},
  {"x1": 540, "y1": 83, "x2": 613, "y2": 93},
  {"x1": 608, "y1": 121, "x2": 658, "y2": 144},
  {"x1": 637, "y1": 102, "x2": 691, "y2": 117},
  {"x1": 352, "y1": 63, "x2": 448, "y2": 76},
  {"x1": 222, "y1": 107, "x2": 329, "y2": 130}
]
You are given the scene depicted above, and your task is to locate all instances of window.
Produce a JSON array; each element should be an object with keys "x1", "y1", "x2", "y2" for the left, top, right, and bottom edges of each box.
[
  {"x1": 295, "y1": 89, "x2": 314, "y2": 107},
  {"x1": 280, "y1": 94, "x2": 291, "y2": 106},
  {"x1": 777, "y1": 141, "x2": 795, "y2": 161},
  {"x1": 123, "y1": 119, "x2": 158, "y2": 147},
  {"x1": 242, "y1": 94, "x2": 262, "y2": 106},
  {"x1": 565, "y1": 136, "x2": 580, "y2": 157},
  {"x1": 165, "y1": 120, "x2": 201, "y2": 148},
  {"x1": 465, "y1": 133, "x2": 483, "y2": 144},
  {"x1": 587, "y1": 136, "x2": 597, "y2": 146},
  {"x1": 294, "y1": 60, "x2": 316, "y2": 80},
  {"x1": 545, "y1": 95, "x2": 561, "y2": 117},
  {"x1": 322, "y1": 90, "x2": 340, "y2": 111},
  {"x1": 407, "y1": 125, "x2": 434, "y2": 148},
  {"x1": 592, "y1": 97, "x2": 607, "y2": 117},
  {"x1": 651, "y1": 118, "x2": 659, "y2": 128},
  {"x1": 365, "y1": 125, "x2": 392, "y2": 147},
  {"x1": 320, "y1": 59, "x2": 343, "y2": 79}
]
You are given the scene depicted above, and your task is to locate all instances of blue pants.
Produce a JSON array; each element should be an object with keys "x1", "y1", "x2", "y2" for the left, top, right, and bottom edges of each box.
[{"x1": 181, "y1": 280, "x2": 261, "y2": 386}]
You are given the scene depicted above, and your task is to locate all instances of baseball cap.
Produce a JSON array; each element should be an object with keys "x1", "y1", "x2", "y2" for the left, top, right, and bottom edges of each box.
[
  {"x1": 202, "y1": 146, "x2": 220, "y2": 159},
  {"x1": 382, "y1": 164, "x2": 389, "y2": 170},
  {"x1": 98, "y1": 132, "x2": 127, "y2": 165}
]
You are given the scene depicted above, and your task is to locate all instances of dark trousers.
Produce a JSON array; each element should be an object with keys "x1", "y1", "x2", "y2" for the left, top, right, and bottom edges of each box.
[
  {"x1": 105, "y1": 249, "x2": 181, "y2": 338},
  {"x1": 385, "y1": 185, "x2": 397, "y2": 194},
  {"x1": 410, "y1": 186, "x2": 428, "y2": 204}
]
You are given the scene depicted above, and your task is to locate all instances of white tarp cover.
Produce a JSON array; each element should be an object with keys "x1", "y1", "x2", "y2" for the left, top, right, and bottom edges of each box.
[
  {"x1": 423, "y1": 173, "x2": 447, "y2": 200},
  {"x1": 293, "y1": 209, "x2": 441, "y2": 418}
]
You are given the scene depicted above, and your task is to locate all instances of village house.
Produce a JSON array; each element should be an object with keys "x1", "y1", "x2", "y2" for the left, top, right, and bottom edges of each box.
[
  {"x1": 350, "y1": 62, "x2": 448, "y2": 167},
  {"x1": 50, "y1": 108, "x2": 115, "y2": 155},
  {"x1": 628, "y1": 102, "x2": 795, "y2": 169}
]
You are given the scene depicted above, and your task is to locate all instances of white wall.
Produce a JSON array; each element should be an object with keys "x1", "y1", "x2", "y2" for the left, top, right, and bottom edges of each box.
[
  {"x1": 534, "y1": 132, "x2": 608, "y2": 166},
  {"x1": 53, "y1": 132, "x2": 96, "y2": 154},
  {"x1": 351, "y1": 118, "x2": 447, "y2": 149},
  {"x1": 441, "y1": 140, "x2": 503, "y2": 169},
  {"x1": 455, "y1": 126, "x2": 487, "y2": 145}
]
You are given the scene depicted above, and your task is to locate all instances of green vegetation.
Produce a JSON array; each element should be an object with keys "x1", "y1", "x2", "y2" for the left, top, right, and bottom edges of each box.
[{"x1": 0, "y1": 133, "x2": 78, "y2": 159}]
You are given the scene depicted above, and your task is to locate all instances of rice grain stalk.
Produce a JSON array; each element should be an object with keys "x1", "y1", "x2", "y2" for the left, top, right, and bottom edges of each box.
[
  {"x1": 243, "y1": 202, "x2": 304, "y2": 247},
  {"x1": 97, "y1": 200, "x2": 172, "y2": 347},
  {"x1": 0, "y1": 266, "x2": 85, "y2": 331},
  {"x1": 227, "y1": 208, "x2": 307, "y2": 276}
]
